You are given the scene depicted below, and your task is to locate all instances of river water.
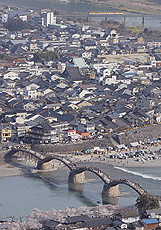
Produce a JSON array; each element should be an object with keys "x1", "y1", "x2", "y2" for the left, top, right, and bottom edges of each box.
[
  {"x1": 0, "y1": 0, "x2": 161, "y2": 29},
  {"x1": 0, "y1": 161, "x2": 161, "y2": 219}
]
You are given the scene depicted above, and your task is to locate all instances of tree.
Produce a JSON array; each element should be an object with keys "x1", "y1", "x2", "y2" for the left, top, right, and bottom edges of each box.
[
  {"x1": 33, "y1": 51, "x2": 60, "y2": 63},
  {"x1": 118, "y1": 23, "x2": 125, "y2": 33},
  {"x1": 155, "y1": 227, "x2": 161, "y2": 230},
  {"x1": 54, "y1": 9, "x2": 60, "y2": 15},
  {"x1": 3, "y1": 15, "x2": 35, "y2": 31},
  {"x1": 135, "y1": 194, "x2": 159, "y2": 212},
  {"x1": 143, "y1": 28, "x2": 149, "y2": 34}
]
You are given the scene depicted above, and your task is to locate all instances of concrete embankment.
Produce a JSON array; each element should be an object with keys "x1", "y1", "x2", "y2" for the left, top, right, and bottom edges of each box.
[
  {"x1": 117, "y1": 124, "x2": 161, "y2": 145},
  {"x1": 32, "y1": 138, "x2": 114, "y2": 153},
  {"x1": 32, "y1": 124, "x2": 161, "y2": 154}
]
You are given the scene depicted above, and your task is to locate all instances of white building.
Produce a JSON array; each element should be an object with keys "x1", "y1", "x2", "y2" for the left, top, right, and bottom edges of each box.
[
  {"x1": 2, "y1": 14, "x2": 8, "y2": 23},
  {"x1": 46, "y1": 12, "x2": 53, "y2": 26},
  {"x1": 23, "y1": 83, "x2": 40, "y2": 99},
  {"x1": 42, "y1": 12, "x2": 56, "y2": 27}
]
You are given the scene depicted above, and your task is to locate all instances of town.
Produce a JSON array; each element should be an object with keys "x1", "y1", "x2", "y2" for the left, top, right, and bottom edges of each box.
[
  {"x1": 0, "y1": 9, "x2": 161, "y2": 148},
  {"x1": 1, "y1": 5, "x2": 161, "y2": 230}
]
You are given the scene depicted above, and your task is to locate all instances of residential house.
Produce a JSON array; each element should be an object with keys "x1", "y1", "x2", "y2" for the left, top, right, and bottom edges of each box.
[
  {"x1": 66, "y1": 215, "x2": 91, "y2": 224},
  {"x1": 112, "y1": 219, "x2": 127, "y2": 229},
  {"x1": 3, "y1": 71, "x2": 20, "y2": 80},
  {"x1": 142, "y1": 218, "x2": 159, "y2": 230},
  {"x1": 124, "y1": 112, "x2": 139, "y2": 127},
  {"x1": 23, "y1": 83, "x2": 40, "y2": 99},
  {"x1": 131, "y1": 221, "x2": 145, "y2": 230},
  {"x1": 27, "y1": 122, "x2": 59, "y2": 144},
  {"x1": 115, "y1": 210, "x2": 140, "y2": 224},
  {"x1": 62, "y1": 66, "x2": 84, "y2": 83},
  {"x1": 0, "y1": 125, "x2": 11, "y2": 142},
  {"x1": 136, "y1": 96, "x2": 155, "y2": 109},
  {"x1": 84, "y1": 217, "x2": 112, "y2": 230},
  {"x1": 76, "y1": 100, "x2": 92, "y2": 109},
  {"x1": 42, "y1": 220, "x2": 62, "y2": 230},
  {"x1": 77, "y1": 122, "x2": 95, "y2": 133}
]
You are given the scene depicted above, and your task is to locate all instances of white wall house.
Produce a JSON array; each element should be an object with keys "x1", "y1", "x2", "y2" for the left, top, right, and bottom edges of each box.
[
  {"x1": 23, "y1": 83, "x2": 39, "y2": 99},
  {"x1": 3, "y1": 71, "x2": 19, "y2": 80},
  {"x1": 2, "y1": 14, "x2": 8, "y2": 23}
]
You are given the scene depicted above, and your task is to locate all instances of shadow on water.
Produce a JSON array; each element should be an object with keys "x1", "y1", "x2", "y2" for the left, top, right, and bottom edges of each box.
[
  {"x1": 68, "y1": 183, "x2": 84, "y2": 194},
  {"x1": 102, "y1": 195, "x2": 119, "y2": 205},
  {"x1": 37, "y1": 178, "x2": 96, "y2": 207},
  {"x1": 68, "y1": 183, "x2": 119, "y2": 206},
  {"x1": 68, "y1": 183, "x2": 97, "y2": 207}
]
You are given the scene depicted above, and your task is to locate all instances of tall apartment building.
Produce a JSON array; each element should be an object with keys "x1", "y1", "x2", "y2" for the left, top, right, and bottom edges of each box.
[{"x1": 42, "y1": 12, "x2": 56, "y2": 27}]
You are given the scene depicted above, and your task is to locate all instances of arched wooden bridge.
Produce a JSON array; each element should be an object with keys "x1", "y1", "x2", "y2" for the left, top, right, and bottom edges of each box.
[{"x1": 5, "y1": 149, "x2": 148, "y2": 197}]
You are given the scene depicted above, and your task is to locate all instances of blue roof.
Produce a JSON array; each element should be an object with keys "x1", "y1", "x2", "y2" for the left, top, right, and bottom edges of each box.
[
  {"x1": 120, "y1": 41, "x2": 130, "y2": 44},
  {"x1": 123, "y1": 72, "x2": 137, "y2": 76},
  {"x1": 142, "y1": 218, "x2": 158, "y2": 225},
  {"x1": 152, "y1": 138, "x2": 157, "y2": 141}
]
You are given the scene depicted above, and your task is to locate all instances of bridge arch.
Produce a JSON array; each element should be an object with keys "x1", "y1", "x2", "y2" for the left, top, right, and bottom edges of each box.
[
  {"x1": 102, "y1": 179, "x2": 147, "y2": 197},
  {"x1": 5, "y1": 149, "x2": 41, "y2": 163},
  {"x1": 69, "y1": 166, "x2": 111, "y2": 184},
  {"x1": 37, "y1": 155, "x2": 77, "y2": 171}
]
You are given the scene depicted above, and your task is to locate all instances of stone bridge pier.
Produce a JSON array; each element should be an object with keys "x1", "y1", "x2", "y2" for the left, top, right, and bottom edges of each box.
[
  {"x1": 102, "y1": 183, "x2": 120, "y2": 197},
  {"x1": 68, "y1": 171, "x2": 85, "y2": 184},
  {"x1": 37, "y1": 161, "x2": 53, "y2": 170}
]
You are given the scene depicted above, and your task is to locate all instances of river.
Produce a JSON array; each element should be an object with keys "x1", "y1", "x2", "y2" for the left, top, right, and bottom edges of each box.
[
  {"x1": 0, "y1": 0, "x2": 161, "y2": 29},
  {"x1": 0, "y1": 161, "x2": 161, "y2": 219}
]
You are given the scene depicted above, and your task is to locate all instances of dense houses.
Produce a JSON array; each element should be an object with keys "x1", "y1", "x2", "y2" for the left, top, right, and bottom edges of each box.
[
  {"x1": 29, "y1": 207, "x2": 161, "y2": 230},
  {"x1": 1, "y1": 204, "x2": 161, "y2": 229},
  {"x1": 0, "y1": 8, "x2": 161, "y2": 145}
]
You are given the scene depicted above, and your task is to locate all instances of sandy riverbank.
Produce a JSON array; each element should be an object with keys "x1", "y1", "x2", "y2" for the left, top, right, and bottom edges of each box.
[
  {"x1": 72, "y1": 154, "x2": 161, "y2": 168},
  {"x1": 0, "y1": 149, "x2": 24, "y2": 178},
  {"x1": 71, "y1": 143, "x2": 161, "y2": 168},
  {"x1": 0, "y1": 163, "x2": 23, "y2": 178},
  {"x1": 104, "y1": 156, "x2": 161, "y2": 168}
]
